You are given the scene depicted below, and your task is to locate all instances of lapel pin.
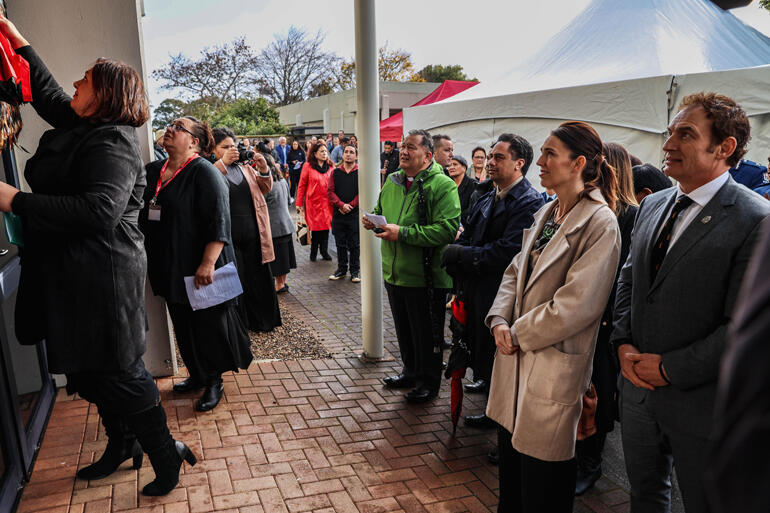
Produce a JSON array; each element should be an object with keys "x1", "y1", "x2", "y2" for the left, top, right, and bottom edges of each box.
[{"x1": 701, "y1": 216, "x2": 712, "y2": 224}]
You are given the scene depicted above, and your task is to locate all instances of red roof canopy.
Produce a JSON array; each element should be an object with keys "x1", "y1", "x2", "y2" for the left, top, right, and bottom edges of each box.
[{"x1": 379, "y1": 80, "x2": 478, "y2": 142}]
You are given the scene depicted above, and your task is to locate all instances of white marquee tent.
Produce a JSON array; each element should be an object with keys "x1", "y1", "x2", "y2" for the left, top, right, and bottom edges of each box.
[{"x1": 402, "y1": 0, "x2": 770, "y2": 190}]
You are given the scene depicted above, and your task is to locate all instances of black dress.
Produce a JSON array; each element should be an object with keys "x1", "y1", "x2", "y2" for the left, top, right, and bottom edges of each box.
[
  {"x1": 140, "y1": 157, "x2": 252, "y2": 385},
  {"x1": 226, "y1": 165, "x2": 281, "y2": 332}
]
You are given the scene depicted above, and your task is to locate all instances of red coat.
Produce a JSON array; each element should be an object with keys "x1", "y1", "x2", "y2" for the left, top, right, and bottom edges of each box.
[{"x1": 296, "y1": 161, "x2": 332, "y2": 231}]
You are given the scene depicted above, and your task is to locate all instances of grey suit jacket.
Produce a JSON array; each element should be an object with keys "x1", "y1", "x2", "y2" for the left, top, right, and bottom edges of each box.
[{"x1": 611, "y1": 176, "x2": 770, "y2": 437}]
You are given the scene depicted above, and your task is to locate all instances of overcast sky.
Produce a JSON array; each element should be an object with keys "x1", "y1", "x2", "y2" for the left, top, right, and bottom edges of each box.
[{"x1": 141, "y1": 0, "x2": 770, "y2": 107}]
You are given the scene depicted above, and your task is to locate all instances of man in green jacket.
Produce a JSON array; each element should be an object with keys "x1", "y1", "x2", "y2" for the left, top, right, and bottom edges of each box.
[{"x1": 363, "y1": 129, "x2": 461, "y2": 403}]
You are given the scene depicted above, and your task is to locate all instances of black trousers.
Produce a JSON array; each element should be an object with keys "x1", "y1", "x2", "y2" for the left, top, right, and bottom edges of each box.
[
  {"x1": 310, "y1": 230, "x2": 329, "y2": 258},
  {"x1": 332, "y1": 214, "x2": 360, "y2": 273},
  {"x1": 384, "y1": 283, "x2": 447, "y2": 392},
  {"x1": 67, "y1": 358, "x2": 159, "y2": 416},
  {"x1": 497, "y1": 427, "x2": 577, "y2": 513},
  {"x1": 289, "y1": 167, "x2": 302, "y2": 198}
]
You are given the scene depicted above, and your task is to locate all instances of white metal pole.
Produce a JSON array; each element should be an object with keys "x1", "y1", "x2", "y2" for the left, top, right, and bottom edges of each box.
[{"x1": 354, "y1": 0, "x2": 383, "y2": 359}]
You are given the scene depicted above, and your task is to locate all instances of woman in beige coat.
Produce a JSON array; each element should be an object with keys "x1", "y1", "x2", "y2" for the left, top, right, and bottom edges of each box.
[{"x1": 485, "y1": 121, "x2": 621, "y2": 512}]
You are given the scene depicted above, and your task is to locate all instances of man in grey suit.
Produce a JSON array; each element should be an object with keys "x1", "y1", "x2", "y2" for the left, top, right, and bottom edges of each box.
[{"x1": 611, "y1": 92, "x2": 770, "y2": 513}]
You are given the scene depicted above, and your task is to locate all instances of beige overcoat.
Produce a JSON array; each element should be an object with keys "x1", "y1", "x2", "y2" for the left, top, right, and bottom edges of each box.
[
  {"x1": 215, "y1": 160, "x2": 275, "y2": 263},
  {"x1": 485, "y1": 188, "x2": 620, "y2": 462}
]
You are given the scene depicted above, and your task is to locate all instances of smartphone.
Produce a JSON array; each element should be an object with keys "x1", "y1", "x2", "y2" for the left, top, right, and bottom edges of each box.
[{"x1": 373, "y1": 227, "x2": 385, "y2": 234}]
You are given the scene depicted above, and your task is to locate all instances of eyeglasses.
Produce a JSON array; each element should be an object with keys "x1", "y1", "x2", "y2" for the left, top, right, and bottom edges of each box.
[{"x1": 167, "y1": 123, "x2": 195, "y2": 137}]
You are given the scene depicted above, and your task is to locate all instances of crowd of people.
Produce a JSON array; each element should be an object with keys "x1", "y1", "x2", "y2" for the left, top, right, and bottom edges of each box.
[
  {"x1": 368, "y1": 97, "x2": 770, "y2": 512},
  {"x1": 1, "y1": 13, "x2": 770, "y2": 513}
]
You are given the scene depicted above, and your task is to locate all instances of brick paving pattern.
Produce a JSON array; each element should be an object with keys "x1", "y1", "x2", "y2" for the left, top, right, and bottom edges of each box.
[{"x1": 17, "y1": 238, "x2": 631, "y2": 513}]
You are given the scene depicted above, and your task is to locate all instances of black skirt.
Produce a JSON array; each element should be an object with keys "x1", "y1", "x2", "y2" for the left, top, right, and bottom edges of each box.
[
  {"x1": 168, "y1": 301, "x2": 253, "y2": 384},
  {"x1": 230, "y1": 175, "x2": 282, "y2": 333},
  {"x1": 270, "y1": 233, "x2": 297, "y2": 276}
]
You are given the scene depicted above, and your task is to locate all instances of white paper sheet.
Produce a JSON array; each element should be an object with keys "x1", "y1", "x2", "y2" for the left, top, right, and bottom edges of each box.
[
  {"x1": 363, "y1": 212, "x2": 387, "y2": 228},
  {"x1": 184, "y1": 262, "x2": 243, "y2": 311}
]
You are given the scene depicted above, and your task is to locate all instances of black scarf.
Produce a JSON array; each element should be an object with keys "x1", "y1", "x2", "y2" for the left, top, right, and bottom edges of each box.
[{"x1": 312, "y1": 160, "x2": 330, "y2": 174}]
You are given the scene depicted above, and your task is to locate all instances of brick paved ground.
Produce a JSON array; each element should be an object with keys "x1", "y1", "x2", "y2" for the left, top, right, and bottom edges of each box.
[{"x1": 17, "y1": 237, "x2": 634, "y2": 513}]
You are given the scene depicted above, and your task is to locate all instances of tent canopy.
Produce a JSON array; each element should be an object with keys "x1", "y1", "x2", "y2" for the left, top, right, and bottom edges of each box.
[
  {"x1": 444, "y1": 0, "x2": 770, "y2": 103},
  {"x1": 379, "y1": 80, "x2": 477, "y2": 141},
  {"x1": 402, "y1": 0, "x2": 770, "y2": 191}
]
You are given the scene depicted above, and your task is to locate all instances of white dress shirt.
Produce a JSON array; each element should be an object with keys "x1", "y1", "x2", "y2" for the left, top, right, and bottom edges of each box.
[{"x1": 656, "y1": 171, "x2": 729, "y2": 253}]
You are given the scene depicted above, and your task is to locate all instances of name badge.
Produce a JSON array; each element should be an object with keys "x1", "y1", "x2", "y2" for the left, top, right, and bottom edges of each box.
[{"x1": 148, "y1": 205, "x2": 161, "y2": 221}]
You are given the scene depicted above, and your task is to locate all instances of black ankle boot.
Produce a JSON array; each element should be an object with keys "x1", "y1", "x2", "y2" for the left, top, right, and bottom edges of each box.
[
  {"x1": 319, "y1": 237, "x2": 332, "y2": 260},
  {"x1": 125, "y1": 403, "x2": 197, "y2": 497},
  {"x1": 143, "y1": 440, "x2": 197, "y2": 496},
  {"x1": 77, "y1": 415, "x2": 143, "y2": 480}
]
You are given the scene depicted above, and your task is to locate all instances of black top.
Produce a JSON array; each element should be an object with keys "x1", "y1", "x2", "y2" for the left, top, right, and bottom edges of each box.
[
  {"x1": 288, "y1": 148, "x2": 305, "y2": 170},
  {"x1": 10, "y1": 46, "x2": 148, "y2": 374},
  {"x1": 332, "y1": 166, "x2": 359, "y2": 205},
  {"x1": 140, "y1": 157, "x2": 233, "y2": 304},
  {"x1": 380, "y1": 149, "x2": 400, "y2": 177}
]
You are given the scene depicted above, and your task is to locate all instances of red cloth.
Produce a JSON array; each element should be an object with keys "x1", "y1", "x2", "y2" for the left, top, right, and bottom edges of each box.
[
  {"x1": 379, "y1": 80, "x2": 478, "y2": 142},
  {"x1": 296, "y1": 162, "x2": 333, "y2": 231},
  {"x1": 0, "y1": 33, "x2": 31, "y2": 103}
]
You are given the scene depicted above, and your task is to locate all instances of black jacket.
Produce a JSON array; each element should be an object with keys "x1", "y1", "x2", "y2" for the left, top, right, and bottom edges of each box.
[
  {"x1": 11, "y1": 46, "x2": 147, "y2": 374},
  {"x1": 457, "y1": 175, "x2": 478, "y2": 227},
  {"x1": 444, "y1": 178, "x2": 544, "y2": 379}
]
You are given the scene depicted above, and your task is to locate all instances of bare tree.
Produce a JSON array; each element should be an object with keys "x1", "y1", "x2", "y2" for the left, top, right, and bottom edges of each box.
[
  {"x1": 152, "y1": 37, "x2": 258, "y2": 108},
  {"x1": 255, "y1": 27, "x2": 341, "y2": 106}
]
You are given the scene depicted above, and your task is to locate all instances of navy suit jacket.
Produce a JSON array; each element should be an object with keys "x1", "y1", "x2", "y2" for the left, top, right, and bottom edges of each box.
[{"x1": 275, "y1": 144, "x2": 288, "y2": 167}]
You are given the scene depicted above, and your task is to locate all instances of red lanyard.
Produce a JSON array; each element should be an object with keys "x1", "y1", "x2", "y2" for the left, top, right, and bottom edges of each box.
[{"x1": 153, "y1": 153, "x2": 198, "y2": 201}]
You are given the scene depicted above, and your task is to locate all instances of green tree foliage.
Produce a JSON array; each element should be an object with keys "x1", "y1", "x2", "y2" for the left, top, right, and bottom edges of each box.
[
  {"x1": 761, "y1": 0, "x2": 770, "y2": 10},
  {"x1": 152, "y1": 99, "x2": 186, "y2": 131},
  {"x1": 152, "y1": 97, "x2": 285, "y2": 135},
  {"x1": 416, "y1": 64, "x2": 478, "y2": 83}
]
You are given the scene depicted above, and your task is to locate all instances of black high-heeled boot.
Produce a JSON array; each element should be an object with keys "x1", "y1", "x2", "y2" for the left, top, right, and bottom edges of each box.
[
  {"x1": 77, "y1": 415, "x2": 143, "y2": 480},
  {"x1": 125, "y1": 403, "x2": 197, "y2": 496}
]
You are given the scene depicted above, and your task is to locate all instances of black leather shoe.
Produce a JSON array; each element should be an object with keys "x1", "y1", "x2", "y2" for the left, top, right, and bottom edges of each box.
[
  {"x1": 321, "y1": 253, "x2": 332, "y2": 261},
  {"x1": 383, "y1": 374, "x2": 415, "y2": 389},
  {"x1": 487, "y1": 448, "x2": 499, "y2": 465},
  {"x1": 404, "y1": 386, "x2": 438, "y2": 404},
  {"x1": 464, "y1": 379, "x2": 488, "y2": 394},
  {"x1": 575, "y1": 467, "x2": 602, "y2": 496},
  {"x1": 173, "y1": 377, "x2": 202, "y2": 393},
  {"x1": 195, "y1": 382, "x2": 224, "y2": 412},
  {"x1": 464, "y1": 414, "x2": 497, "y2": 429}
]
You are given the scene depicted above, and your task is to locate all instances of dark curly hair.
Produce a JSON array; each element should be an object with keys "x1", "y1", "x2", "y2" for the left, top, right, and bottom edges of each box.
[
  {"x1": 181, "y1": 116, "x2": 215, "y2": 154},
  {"x1": 677, "y1": 92, "x2": 750, "y2": 167}
]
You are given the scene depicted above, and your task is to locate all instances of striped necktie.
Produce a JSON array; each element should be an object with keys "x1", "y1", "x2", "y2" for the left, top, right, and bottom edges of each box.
[{"x1": 650, "y1": 195, "x2": 694, "y2": 281}]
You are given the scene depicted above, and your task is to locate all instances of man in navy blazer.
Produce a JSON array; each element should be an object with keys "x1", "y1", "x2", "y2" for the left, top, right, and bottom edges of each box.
[
  {"x1": 275, "y1": 136, "x2": 289, "y2": 172},
  {"x1": 441, "y1": 133, "x2": 543, "y2": 427},
  {"x1": 611, "y1": 93, "x2": 770, "y2": 513}
]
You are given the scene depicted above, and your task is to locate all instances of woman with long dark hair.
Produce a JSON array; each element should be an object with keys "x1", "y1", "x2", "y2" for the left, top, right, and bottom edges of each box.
[
  {"x1": 287, "y1": 139, "x2": 305, "y2": 199},
  {"x1": 211, "y1": 127, "x2": 281, "y2": 332},
  {"x1": 0, "y1": 16, "x2": 195, "y2": 496},
  {"x1": 485, "y1": 120, "x2": 621, "y2": 512},
  {"x1": 140, "y1": 117, "x2": 253, "y2": 414},
  {"x1": 296, "y1": 141, "x2": 333, "y2": 261},
  {"x1": 574, "y1": 141, "x2": 639, "y2": 495}
]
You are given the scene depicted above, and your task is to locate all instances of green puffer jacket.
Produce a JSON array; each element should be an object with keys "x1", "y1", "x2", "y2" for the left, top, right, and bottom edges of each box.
[{"x1": 373, "y1": 161, "x2": 461, "y2": 288}]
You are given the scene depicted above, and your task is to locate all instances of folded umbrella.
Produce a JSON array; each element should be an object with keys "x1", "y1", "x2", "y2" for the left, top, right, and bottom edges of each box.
[{"x1": 445, "y1": 297, "x2": 472, "y2": 434}]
